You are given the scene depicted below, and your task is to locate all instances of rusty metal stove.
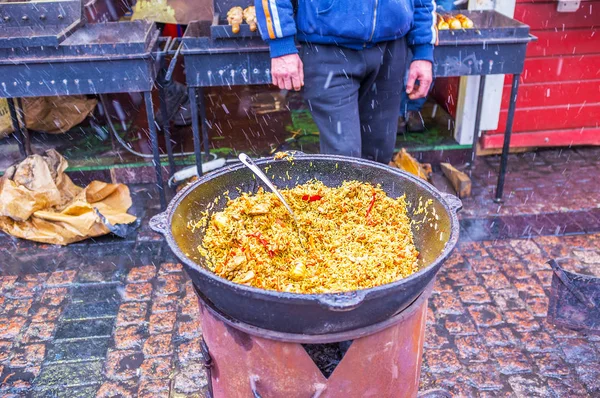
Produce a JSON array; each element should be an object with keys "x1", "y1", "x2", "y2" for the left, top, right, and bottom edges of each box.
[
  {"x1": 0, "y1": 0, "x2": 175, "y2": 208},
  {"x1": 196, "y1": 283, "x2": 449, "y2": 398}
]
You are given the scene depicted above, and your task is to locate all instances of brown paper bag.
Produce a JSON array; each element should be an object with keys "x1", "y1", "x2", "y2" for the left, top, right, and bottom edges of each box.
[
  {"x1": 0, "y1": 96, "x2": 97, "y2": 137},
  {"x1": 0, "y1": 150, "x2": 137, "y2": 245}
]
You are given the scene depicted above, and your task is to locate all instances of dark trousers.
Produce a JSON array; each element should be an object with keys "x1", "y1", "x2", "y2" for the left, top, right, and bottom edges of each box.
[{"x1": 301, "y1": 39, "x2": 407, "y2": 164}]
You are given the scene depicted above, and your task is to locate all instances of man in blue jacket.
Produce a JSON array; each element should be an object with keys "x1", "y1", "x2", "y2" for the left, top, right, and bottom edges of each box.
[{"x1": 255, "y1": 0, "x2": 436, "y2": 164}]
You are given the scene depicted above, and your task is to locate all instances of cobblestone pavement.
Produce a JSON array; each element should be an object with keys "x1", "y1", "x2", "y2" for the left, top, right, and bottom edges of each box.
[{"x1": 1, "y1": 147, "x2": 599, "y2": 397}]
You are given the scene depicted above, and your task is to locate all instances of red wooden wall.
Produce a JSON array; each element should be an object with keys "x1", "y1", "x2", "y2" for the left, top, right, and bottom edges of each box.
[{"x1": 432, "y1": 1, "x2": 600, "y2": 149}]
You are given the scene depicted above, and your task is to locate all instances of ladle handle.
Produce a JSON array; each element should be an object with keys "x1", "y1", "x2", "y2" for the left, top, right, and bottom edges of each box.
[{"x1": 238, "y1": 153, "x2": 299, "y2": 225}]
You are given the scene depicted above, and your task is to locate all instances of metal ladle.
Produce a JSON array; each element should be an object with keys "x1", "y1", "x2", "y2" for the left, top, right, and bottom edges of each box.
[{"x1": 238, "y1": 153, "x2": 305, "y2": 248}]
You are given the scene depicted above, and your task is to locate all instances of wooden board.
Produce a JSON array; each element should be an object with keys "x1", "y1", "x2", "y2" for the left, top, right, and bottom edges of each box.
[
  {"x1": 481, "y1": 127, "x2": 600, "y2": 149},
  {"x1": 440, "y1": 162, "x2": 471, "y2": 198}
]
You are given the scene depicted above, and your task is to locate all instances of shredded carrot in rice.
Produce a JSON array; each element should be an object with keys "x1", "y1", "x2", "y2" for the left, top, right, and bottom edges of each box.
[{"x1": 195, "y1": 180, "x2": 419, "y2": 294}]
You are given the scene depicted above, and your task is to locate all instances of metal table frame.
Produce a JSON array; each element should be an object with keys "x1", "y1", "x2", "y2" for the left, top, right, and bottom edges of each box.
[
  {"x1": 0, "y1": 26, "x2": 176, "y2": 210},
  {"x1": 182, "y1": 20, "x2": 534, "y2": 202}
]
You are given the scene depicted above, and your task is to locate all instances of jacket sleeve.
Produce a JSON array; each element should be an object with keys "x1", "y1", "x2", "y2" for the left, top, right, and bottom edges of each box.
[
  {"x1": 407, "y1": 0, "x2": 437, "y2": 63},
  {"x1": 255, "y1": 0, "x2": 298, "y2": 58}
]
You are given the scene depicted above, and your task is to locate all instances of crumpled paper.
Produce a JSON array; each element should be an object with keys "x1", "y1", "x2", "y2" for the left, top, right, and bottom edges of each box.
[{"x1": 0, "y1": 149, "x2": 137, "y2": 245}]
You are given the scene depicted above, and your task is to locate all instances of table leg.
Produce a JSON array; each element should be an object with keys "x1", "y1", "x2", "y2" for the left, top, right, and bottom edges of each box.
[
  {"x1": 7, "y1": 98, "x2": 28, "y2": 158},
  {"x1": 189, "y1": 86, "x2": 203, "y2": 176},
  {"x1": 16, "y1": 98, "x2": 32, "y2": 155},
  {"x1": 494, "y1": 74, "x2": 520, "y2": 203},
  {"x1": 197, "y1": 87, "x2": 211, "y2": 157},
  {"x1": 469, "y1": 75, "x2": 487, "y2": 171},
  {"x1": 143, "y1": 91, "x2": 167, "y2": 209},
  {"x1": 157, "y1": 81, "x2": 177, "y2": 176}
]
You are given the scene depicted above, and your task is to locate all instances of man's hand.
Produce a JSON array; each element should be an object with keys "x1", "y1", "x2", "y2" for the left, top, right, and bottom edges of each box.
[
  {"x1": 406, "y1": 60, "x2": 433, "y2": 100},
  {"x1": 271, "y1": 54, "x2": 304, "y2": 91}
]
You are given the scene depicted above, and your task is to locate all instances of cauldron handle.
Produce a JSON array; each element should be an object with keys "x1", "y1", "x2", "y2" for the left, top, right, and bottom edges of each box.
[
  {"x1": 150, "y1": 211, "x2": 168, "y2": 235},
  {"x1": 316, "y1": 291, "x2": 366, "y2": 312},
  {"x1": 441, "y1": 192, "x2": 463, "y2": 213}
]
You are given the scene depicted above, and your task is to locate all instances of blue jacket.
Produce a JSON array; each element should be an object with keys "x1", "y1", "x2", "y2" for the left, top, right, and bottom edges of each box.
[{"x1": 255, "y1": 0, "x2": 437, "y2": 63}]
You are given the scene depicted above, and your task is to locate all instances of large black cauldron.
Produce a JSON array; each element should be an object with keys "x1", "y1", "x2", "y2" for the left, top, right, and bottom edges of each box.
[{"x1": 151, "y1": 154, "x2": 461, "y2": 334}]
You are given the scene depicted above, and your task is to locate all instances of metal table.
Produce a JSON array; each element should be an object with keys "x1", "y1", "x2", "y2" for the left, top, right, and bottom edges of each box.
[
  {"x1": 182, "y1": 10, "x2": 535, "y2": 202},
  {"x1": 0, "y1": 0, "x2": 172, "y2": 209}
]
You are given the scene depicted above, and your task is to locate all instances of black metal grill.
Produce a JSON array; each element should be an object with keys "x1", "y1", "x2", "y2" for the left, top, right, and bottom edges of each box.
[{"x1": 0, "y1": 0, "x2": 173, "y2": 208}]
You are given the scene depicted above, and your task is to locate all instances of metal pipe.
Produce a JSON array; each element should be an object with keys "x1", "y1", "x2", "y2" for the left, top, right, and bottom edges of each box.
[
  {"x1": 189, "y1": 86, "x2": 203, "y2": 176},
  {"x1": 7, "y1": 97, "x2": 27, "y2": 158},
  {"x1": 157, "y1": 82, "x2": 177, "y2": 175},
  {"x1": 494, "y1": 74, "x2": 520, "y2": 203},
  {"x1": 198, "y1": 87, "x2": 211, "y2": 157},
  {"x1": 143, "y1": 91, "x2": 167, "y2": 209},
  {"x1": 469, "y1": 75, "x2": 486, "y2": 171}
]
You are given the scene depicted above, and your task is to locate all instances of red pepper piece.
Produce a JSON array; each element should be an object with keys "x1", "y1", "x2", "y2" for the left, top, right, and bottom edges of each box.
[
  {"x1": 247, "y1": 232, "x2": 275, "y2": 257},
  {"x1": 302, "y1": 194, "x2": 323, "y2": 202},
  {"x1": 366, "y1": 192, "x2": 377, "y2": 220}
]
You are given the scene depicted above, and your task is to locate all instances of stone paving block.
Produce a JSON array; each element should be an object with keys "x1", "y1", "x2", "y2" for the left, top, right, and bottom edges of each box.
[
  {"x1": 444, "y1": 314, "x2": 478, "y2": 336},
  {"x1": 122, "y1": 283, "x2": 153, "y2": 302},
  {"x1": 0, "y1": 341, "x2": 12, "y2": 362},
  {"x1": 31, "y1": 306, "x2": 61, "y2": 323},
  {"x1": 432, "y1": 276, "x2": 453, "y2": 294},
  {"x1": 140, "y1": 357, "x2": 172, "y2": 380},
  {"x1": 9, "y1": 344, "x2": 46, "y2": 368},
  {"x1": 490, "y1": 289, "x2": 527, "y2": 312},
  {"x1": 113, "y1": 325, "x2": 146, "y2": 350},
  {"x1": 143, "y1": 334, "x2": 172, "y2": 358},
  {"x1": 508, "y1": 375, "x2": 552, "y2": 397},
  {"x1": 547, "y1": 376, "x2": 589, "y2": 398},
  {"x1": 46, "y1": 271, "x2": 77, "y2": 287},
  {"x1": 493, "y1": 347, "x2": 533, "y2": 375},
  {"x1": 173, "y1": 362, "x2": 209, "y2": 394},
  {"x1": 34, "y1": 360, "x2": 103, "y2": 387},
  {"x1": 155, "y1": 274, "x2": 183, "y2": 296},
  {"x1": 446, "y1": 269, "x2": 479, "y2": 288},
  {"x1": 575, "y1": 363, "x2": 600, "y2": 394},
  {"x1": 464, "y1": 363, "x2": 504, "y2": 391},
  {"x1": 424, "y1": 325, "x2": 449, "y2": 350},
  {"x1": 509, "y1": 240, "x2": 542, "y2": 256},
  {"x1": 430, "y1": 292, "x2": 464, "y2": 315},
  {"x1": 126, "y1": 265, "x2": 157, "y2": 283},
  {"x1": 503, "y1": 263, "x2": 531, "y2": 281},
  {"x1": 0, "y1": 316, "x2": 26, "y2": 340},
  {"x1": 0, "y1": 276, "x2": 18, "y2": 294},
  {"x1": 468, "y1": 256, "x2": 502, "y2": 274},
  {"x1": 22, "y1": 322, "x2": 56, "y2": 343},
  {"x1": 21, "y1": 273, "x2": 49, "y2": 284},
  {"x1": 177, "y1": 317, "x2": 203, "y2": 340},
  {"x1": 535, "y1": 270, "x2": 554, "y2": 288},
  {"x1": 95, "y1": 381, "x2": 136, "y2": 398},
  {"x1": 1, "y1": 298, "x2": 33, "y2": 317},
  {"x1": 39, "y1": 288, "x2": 68, "y2": 307},
  {"x1": 46, "y1": 338, "x2": 110, "y2": 362},
  {"x1": 151, "y1": 295, "x2": 179, "y2": 314},
  {"x1": 487, "y1": 246, "x2": 520, "y2": 262},
  {"x1": 423, "y1": 349, "x2": 462, "y2": 374},
  {"x1": 115, "y1": 302, "x2": 148, "y2": 327},
  {"x1": 513, "y1": 279, "x2": 547, "y2": 300},
  {"x1": 468, "y1": 305, "x2": 504, "y2": 328},
  {"x1": 532, "y1": 352, "x2": 571, "y2": 378},
  {"x1": 138, "y1": 379, "x2": 170, "y2": 398},
  {"x1": 481, "y1": 272, "x2": 511, "y2": 291},
  {"x1": 177, "y1": 337, "x2": 204, "y2": 366},
  {"x1": 4, "y1": 282, "x2": 39, "y2": 300},
  {"x1": 458, "y1": 241, "x2": 488, "y2": 258},
  {"x1": 454, "y1": 336, "x2": 489, "y2": 362},
  {"x1": 573, "y1": 249, "x2": 600, "y2": 264},
  {"x1": 104, "y1": 350, "x2": 144, "y2": 381},
  {"x1": 54, "y1": 318, "x2": 114, "y2": 340},
  {"x1": 520, "y1": 331, "x2": 556, "y2": 354},
  {"x1": 148, "y1": 312, "x2": 177, "y2": 335},
  {"x1": 458, "y1": 285, "x2": 492, "y2": 305},
  {"x1": 62, "y1": 301, "x2": 120, "y2": 321},
  {"x1": 559, "y1": 337, "x2": 599, "y2": 365},
  {"x1": 159, "y1": 262, "x2": 183, "y2": 274}
]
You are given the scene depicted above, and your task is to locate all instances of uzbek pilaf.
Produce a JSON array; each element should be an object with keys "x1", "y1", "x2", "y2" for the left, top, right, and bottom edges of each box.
[{"x1": 193, "y1": 180, "x2": 419, "y2": 294}]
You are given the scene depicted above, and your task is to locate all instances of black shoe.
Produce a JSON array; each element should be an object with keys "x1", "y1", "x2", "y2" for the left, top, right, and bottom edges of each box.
[
  {"x1": 156, "y1": 80, "x2": 189, "y2": 126},
  {"x1": 406, "y1": 111, "x2": 425, "y2": 133}
]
